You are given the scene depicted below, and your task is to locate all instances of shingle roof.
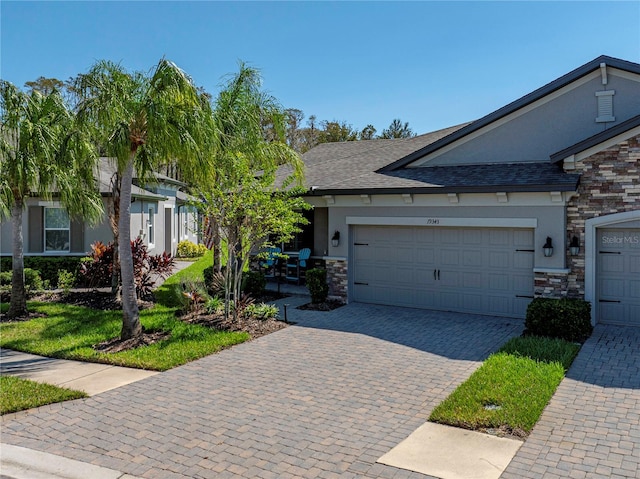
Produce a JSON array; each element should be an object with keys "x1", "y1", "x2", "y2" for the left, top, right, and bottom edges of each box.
[
  {"x1": 276, "y1": 123, "x2": 468, "y2": 190},
  {"x1": 283, "y1": 124, "x2": 579, "y2": 195},
  {"x1": 97, "y1": 158, "x2": 170, "y2": 200}
]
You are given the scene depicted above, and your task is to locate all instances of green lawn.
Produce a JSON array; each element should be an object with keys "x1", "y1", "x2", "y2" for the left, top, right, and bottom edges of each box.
[
  {"x1": 429, "y1": 335, "x2": 580, "y2": 436},
  {"x1": 0, "y1": 252, "x2": 249, "y2": 371},
  {"x1": 1, "y1": 376, "x2": 87, "y2": 415}
]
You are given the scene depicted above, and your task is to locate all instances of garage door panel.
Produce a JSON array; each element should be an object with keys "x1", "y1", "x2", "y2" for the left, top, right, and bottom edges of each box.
[
  {"x1": 462, "y1": 294, "x2": 483, "y2": 311},
  {"x1": 600, "y1": 278, "x2": 626, "y2": 298},
  {"x1": 352, "y1": 226, "x2": 534, "y2": 318},
  {"x1": 440, "y1": 229, "x2": 460, "y2": 244},
  {"x1": 488, "y1": 273, "x2": 509, "y2": 290},
  {"x1": 463, "y1": 250, "x2": 483, "y2": 267},
  {"x1": 631, "y1": 257, "x2": 640, "y2": 273},
  {"x1": 416, "y1": 248, "x2": 435, "y2": 264},
  {"x1": 441, "y1": 249, "x2": 460, "y2": 266},
  {"x1": 463, "y1": 272, "x2": 483, "y2": 289},
  {"x1": 597, "y1": 229, "x2": 640, "y2": 325},
  {"x1": 440, "y1": 292, "x2": 460, "y2": 310},
  {"x1": 463, "y1": 229, "x2": 483, "y2": 244},
  {"x1": 600, "y1": 255, "x2": 624, "y2": 273},
  {"x1": 487, "y1": 296, "x2": 511, "y2": 315},
  {"x1": 489, "y1": 230, "x2": 510, "y2": 246},
  {"x1": 514, "y1": 252, "x2": 534, "y2": 270},
  {"x1": 488, "y1": 251, "x2": 510, "y2": 269},
  {"x1": 513, "y1": 229, "x2": 534, "y2": 246},
  {"x1": 512, "y1": 274, "x2": 535, "y2": 294}
]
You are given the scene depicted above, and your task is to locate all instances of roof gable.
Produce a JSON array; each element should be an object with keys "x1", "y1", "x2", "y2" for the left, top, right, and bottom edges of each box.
[{"x1": 380, "y1": 55, "x2": 640, "y2": 172}]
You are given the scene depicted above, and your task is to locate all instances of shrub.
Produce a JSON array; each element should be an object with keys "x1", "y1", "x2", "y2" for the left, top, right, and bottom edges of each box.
[
  {"x1": 78, "y1": 239, "x2": 175, "y2": 298},
  {"x1": 177, "y1": 240, "x2": 208, "y2": 258},
  {"x1": 525, "y1": 298, "x2": 592, "y2": 343},
  {"x1": 205, "y1": 296, "x2": 224, "y2": 314},
  {"x1": 242, "y1": 271, "x2": 266, "y2": 297},
  {"x1": 0, "y1": 256, "x2": 83, "y2": 284},
  {"x1": 176, "y1": 276, "x2": 209, "y2": 313},
  {"x1": 203, "y1": 266, "x2": 226, "y2": 297},
  {"x1": 0, "y1": 271, "x2": 10, "y2": 285},
  {"x1": 306, "y1": 268, "x2": 329, "y2": 304},
  {"x1": 78, "y1": 241, "x2": 114, "y2": 288},
  {"x1": 57, "y1": 270, "x2": 75, "y2": 294},
  {"x1": 24, "y1": 268, "x2": 44, "y2": 293},
  {"x1": 244, "y1": 303, "x2": 279, "y2": 320}
]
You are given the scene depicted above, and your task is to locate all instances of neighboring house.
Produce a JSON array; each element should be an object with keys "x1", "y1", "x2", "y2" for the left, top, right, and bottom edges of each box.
[
  {"x1": 0, "y1": 158, "x2": 200, "y2": 259},
  {"x1": 281, "y1": 55, "x2": 640, "y2": 326}
]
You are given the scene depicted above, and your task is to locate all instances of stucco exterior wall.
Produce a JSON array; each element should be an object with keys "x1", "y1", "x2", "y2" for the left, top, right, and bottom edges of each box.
[
  {"x1": 421, "y1": 71, "x2": 640, "y2": 166},
  {"x1": 325, "y1": 198, "x2": 568, "y2": 270}
]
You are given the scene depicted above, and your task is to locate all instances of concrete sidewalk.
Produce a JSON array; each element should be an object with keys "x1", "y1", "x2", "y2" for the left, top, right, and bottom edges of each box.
[{"x1": 0, "y1": 348, "x2": 157, "y2": 396}]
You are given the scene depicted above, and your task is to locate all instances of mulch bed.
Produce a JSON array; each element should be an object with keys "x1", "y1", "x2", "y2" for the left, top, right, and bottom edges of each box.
[
  {"x1": 297, "y1": 300, "x2": 345, "y2": 311},
  {"x1": 94, "y1": 330, "x2": 172, "y2": 353},
  {"x1": 2, "y1": 289, "x2": 289, "y2": 352},
  {"x1": 181, "y1": 310, "x2": 288, "y2": 339}
]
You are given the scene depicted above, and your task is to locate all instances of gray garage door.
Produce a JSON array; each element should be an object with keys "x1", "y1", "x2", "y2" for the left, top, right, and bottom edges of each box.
[
  {"x1": 597, "y1": 229, "x2": 640, "y2": 326},
  {"x1": 352, "y1": 226, "x2": 534, "y2": 318}
]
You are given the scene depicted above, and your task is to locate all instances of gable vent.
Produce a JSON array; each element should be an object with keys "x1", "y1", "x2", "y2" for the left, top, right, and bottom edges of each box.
[{"x1": 596, "y1": 90, "x2": 615, "y2": 123}]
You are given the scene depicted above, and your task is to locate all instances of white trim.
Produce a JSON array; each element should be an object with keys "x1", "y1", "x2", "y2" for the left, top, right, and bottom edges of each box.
[
  {"x1": 533, "y1": 268, "x2": 570, "y2": 274},
  {"x1": 600, "y1": 63, "x2": 608, "y2": 85},
  {"x1": 574, "y1": 125, "x2": 640, "y2": 162},
  {"x1": 402, "y1": 194, "x2": 413, "y2": 204},
  {"x1": 323, "y1": 256, "x2": 347, "y2": 261},
  {"x1": 346, "y1": 216, "x2": 538, "y2": 228},
  {"x1": 585, "y1": 210, "x2": 640, "y2": 325}
]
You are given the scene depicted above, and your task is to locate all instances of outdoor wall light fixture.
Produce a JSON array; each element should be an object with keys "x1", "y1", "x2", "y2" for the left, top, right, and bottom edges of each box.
[
  {"x1": 569, "y1": 236, "x2": 580, "y2": 256},
  {"x1": 543, "y1": 237, "x2": 554, "y2": 257},
  {"x1": 331, "y1": 230, "x2": 340, "y2": 247}
]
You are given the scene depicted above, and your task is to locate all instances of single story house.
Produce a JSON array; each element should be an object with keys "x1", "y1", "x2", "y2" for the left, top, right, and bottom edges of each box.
[
  {"x1": 0, "y1": 159, "x2": 200, "y2": 259},
  {"x1": 282, "y1": 55, "x2": 640, "y2": 326}
]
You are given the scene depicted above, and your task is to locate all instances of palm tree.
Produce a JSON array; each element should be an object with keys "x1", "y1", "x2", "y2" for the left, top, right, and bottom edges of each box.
[
  {"x1": 74, "y1": 59, "x2": 213, "y2": 340},
  {"x1": 0, "y1": 80, "x2": 103, "y2": 318}
]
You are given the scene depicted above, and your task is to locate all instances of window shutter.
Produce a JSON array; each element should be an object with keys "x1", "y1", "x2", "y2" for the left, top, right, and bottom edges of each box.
[
  {"x1": 28, "y1": 206, "x2": 44, "y2": 253},
  {"x1": 596, "y1": 90, "x2": 615, "y2": 123},
  {"x1": 70, "y1": 219, "x2": 84, "y2": 253}
]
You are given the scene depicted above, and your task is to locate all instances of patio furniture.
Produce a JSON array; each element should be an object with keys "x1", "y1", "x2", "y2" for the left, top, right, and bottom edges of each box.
[
  {"x1": 285, "y1": 248, "x2": 311, "y2": 284},
  {"x1": 260, "y1": 247, "x2": 281, "y2": 278}
]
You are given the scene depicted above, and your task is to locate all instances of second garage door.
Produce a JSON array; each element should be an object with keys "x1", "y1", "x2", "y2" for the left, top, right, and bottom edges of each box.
[
  {"x1": 352, "y1": 226, "x2": 534, "y2": 318},
  {"x1": 597, "y1": 228, "x2": 640, "y2": 326}
]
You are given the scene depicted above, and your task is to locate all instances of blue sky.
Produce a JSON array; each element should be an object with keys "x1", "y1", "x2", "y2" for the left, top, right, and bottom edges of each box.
[{"x1": 2, "y1": 1, "x2": 639, "y2": 135}]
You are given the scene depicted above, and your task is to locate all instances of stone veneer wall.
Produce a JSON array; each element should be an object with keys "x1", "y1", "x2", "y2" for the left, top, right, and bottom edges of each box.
[
  {"x1": 557, "y1": 133, "x2": 640, "y2": 298},
  {"x1": 325, "y1": 258, "x2": 348, "y2": 302}
]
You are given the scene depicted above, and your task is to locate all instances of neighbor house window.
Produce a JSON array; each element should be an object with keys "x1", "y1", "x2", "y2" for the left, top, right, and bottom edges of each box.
[
  {"x1": 147, "y1": 206, "x2": 155, "y2": 245},
  {"x1": 44, "y1": 207, "x2": 70, "y2": 252}
]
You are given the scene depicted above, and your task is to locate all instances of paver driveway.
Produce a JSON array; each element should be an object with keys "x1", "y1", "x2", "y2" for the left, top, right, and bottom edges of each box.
[
  {"x1": 503, "y1": 324, "x2": 640, "y2": 479},
  {"x1": 1, "y1": 301, "x2": 521, "y2": 479}
]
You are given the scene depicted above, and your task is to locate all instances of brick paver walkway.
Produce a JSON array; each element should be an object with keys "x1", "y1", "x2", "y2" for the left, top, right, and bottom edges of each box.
[
  {"x1": 503, "y1": 325, "x2": 640, "y2": 479},
  {"x1": 1, "y1": 302, "x2": 521, "y2": 479}
]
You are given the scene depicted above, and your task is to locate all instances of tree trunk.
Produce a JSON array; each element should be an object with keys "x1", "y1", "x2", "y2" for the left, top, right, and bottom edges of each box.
[
  {"x1": 7, "y1": 198, "x2": 28, "y2": 319},
  {"x1": 119, "y1": 156, "x2": 141, "y2": 339},
  {"x1": 213, "y1": 218, "x2": 221, "y2": 274},
  {"x1": 109, "y1": 172, "x2": 121, "y2": 298}
]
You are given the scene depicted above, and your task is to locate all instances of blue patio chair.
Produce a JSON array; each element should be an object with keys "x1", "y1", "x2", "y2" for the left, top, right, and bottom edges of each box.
[
  {"x1": 260, "y1": 247, "x2": 281, "y2": 278},
  {"x1": 285, "y1": 248, "x2": 311, "y2": 284}
]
